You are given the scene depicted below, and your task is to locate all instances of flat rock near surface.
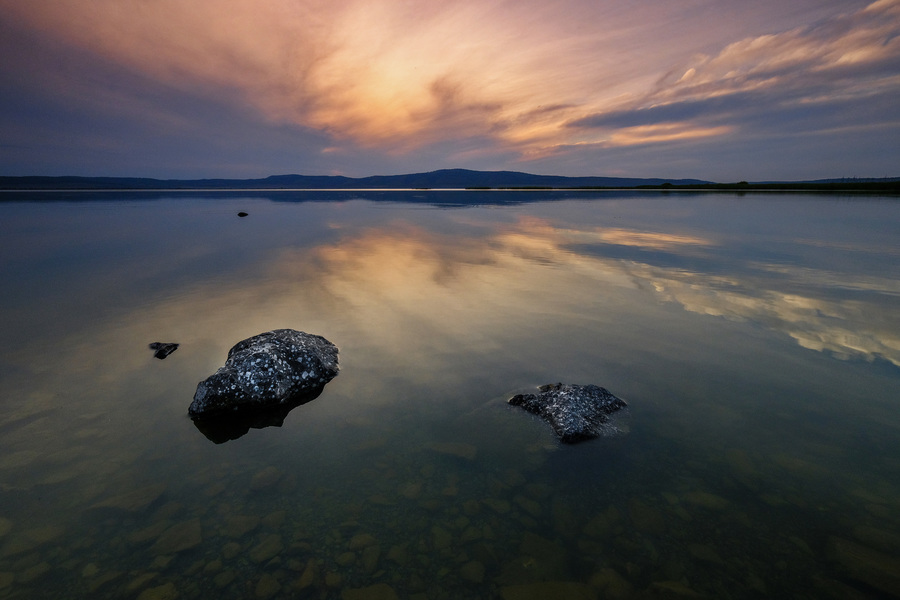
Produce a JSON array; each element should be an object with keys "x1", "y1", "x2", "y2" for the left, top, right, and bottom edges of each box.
[
  {"x1": 148, "y1": 342, "x2": 178, "y2": 359},
  {"x1": 508, "y1": 383, "x2": 627, "y2": 443},
  {"x1": 189, "y1": 329, "x2": 339, "y2": 418}
]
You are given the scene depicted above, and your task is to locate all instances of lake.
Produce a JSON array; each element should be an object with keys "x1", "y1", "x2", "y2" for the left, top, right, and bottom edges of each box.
[{"x1": 1, "y1": 190, "x2": 899, "y2": 599}]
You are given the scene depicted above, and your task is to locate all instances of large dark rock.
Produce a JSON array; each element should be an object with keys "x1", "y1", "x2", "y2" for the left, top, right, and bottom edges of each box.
[
  {"x1": 189, "y1": 329, "x2": 339, "y2": 418},
  {"x1": 508, "y1": 383, "x2": 627, "y2": 443}
]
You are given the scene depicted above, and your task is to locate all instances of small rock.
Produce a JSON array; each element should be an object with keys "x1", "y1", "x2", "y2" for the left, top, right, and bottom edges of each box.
[
  {"x1": 250, "y1": 534, "x2": 283, "y2": 564},
  {"x1": 828, "y1": 536, "x2": 900, "y2": 597},
  {"x1": 222, "y1": 542, "x2": 242, "y2": 560},
  {"x1": 425, "y1": 442, "x2": 477, "y2": 460},
  {"x1": 150, "y1": 556, "x2": 174, "y2": 570},
  {"x1": 1, "y1": 525, "x2": 66, "y2": 558},
  {"x1": 342, "y1": 583, "x2": 399, "y2": 600},
  {"x1": 589, "y1": 567, "x2": 633, "y2": 600},
  {"x1": 214, "y1": 571, "x2": 235, "y2": 589},
  {"x1": 514, "y1": 495, "x2": 542, "y2": 517},
  {"x1": 86, "y1": 571, "x2": 122, "y2": 593},
  {"x1": 399, "y1": 482, "x2": 423, "y2": 499},
  {"x1": 431, "y1": 526, "x2": 453, "y2": 550},
  {"x1": 482, "y1": 499, "x2": 511, "y2": 514},
  {"x1": 0, "y1": 518, "x2": 12, "y2": 538},
  {"x1": 130, "y1": 520, "x2": 172, "y2": 545},
  {"x1": 361, "y1": 545, "x2": 381, "y2": 573},
  {"x1": 628, "y1": 498, "x2": 666, "y2": 536},
  {"x1": 325, "y1": 572, "x2": 342, "y2": 588},
  {"x1": 251, "y1": 466, "x2": 282, "y2": 491},
  {"x1": 221, "y1": 515, "x2": 260, "y2": 539},
  {"x1": 689, "y1": 543, "x2": 725, "y2": 564},
  {"x1": 238, "y1": 212, "x2": 249, "y2": 217},
  {"x1": 651, "y1": 580, "x2": 705, "y2": 597},
  {"x1": 460, "y1": 526, "x2": 482, "y2": 543},
  {"x1": 136, "y1": 582, "x2": 178, "y2": 600},
  {"x1": 460, "y1": 561, "x2": 485, "y2": 583},
  {"x1": 261, "y1": 510, "x2": 286, "y2": 529},
  {"x1": 89, "y1": 484, "x2": 167, "y2": 514},
  {"x1": 295, "y1": 559, "x2": 318, "y2": 590},
  {"x1": 348, "y1": 533, "x2": 378, "y2": 550},
  {"x1": 853, "y1": 525, "x2": 900, "y2": 553},
  {"x1": 386, "y1": 545, "x2": 408, "y2": 566},
  {"x1": 203, "y1": 560, "x2": 222, "y2": 574},
  {"x1": 151, "y1": 519, "x2": 202, "y2": 555},
  {"x1": 124, "y1": 573, "x2": 158, "y2": 593},
  {"x1": 255, "y1": 573, "x2": 281, "y2": 599},
  {"x1": 499, "y1": 581, "x2": 595, "y2": 600},
  {"x1": 148, "y1": 342, "x2": 179, "y2": 359},
  {"x1": 517, "y1": 532, "x2": 570, "y2": 581},
  {"x1": 683, "y1": 491, "x2": 730, "y2": 511},
  {"x1": 18, "y1": 562, "x2": 51, "y2": 583}
]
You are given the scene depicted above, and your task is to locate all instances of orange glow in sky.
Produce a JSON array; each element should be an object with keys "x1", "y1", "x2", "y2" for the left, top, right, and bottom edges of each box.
[{"x1": 1, "y1": 0, "x2": 898, "y2": 179}]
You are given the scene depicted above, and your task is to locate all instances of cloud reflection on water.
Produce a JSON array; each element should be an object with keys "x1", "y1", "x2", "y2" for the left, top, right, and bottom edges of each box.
[
  {"x1": 260, "y1": 212, "x2": 900, "y2": 368},
  {"x1": 4, "y1": 198, "x2": 896, "y2": 437},
  {"x1": 1, "y1": 197, "x2": 898, "y2": 499}
]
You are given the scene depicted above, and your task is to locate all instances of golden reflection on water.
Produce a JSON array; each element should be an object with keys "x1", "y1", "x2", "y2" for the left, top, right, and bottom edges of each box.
[
  {"x1": 5, "y1": 204, "x2": 898, "y2": 421},
  {"x1": 1, "y1": 195, "x2": 899, "y2": 599}
]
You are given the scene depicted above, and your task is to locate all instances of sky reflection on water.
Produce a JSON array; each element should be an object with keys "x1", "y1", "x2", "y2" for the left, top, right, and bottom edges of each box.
[{"x1": 0, "y1": 191, "x2": 899, "y2": 598}]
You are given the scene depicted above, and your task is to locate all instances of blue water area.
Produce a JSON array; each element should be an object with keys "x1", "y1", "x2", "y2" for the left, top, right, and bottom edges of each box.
[{"x1": 0, "y1": 190, "x2": 898, "y2": 598}]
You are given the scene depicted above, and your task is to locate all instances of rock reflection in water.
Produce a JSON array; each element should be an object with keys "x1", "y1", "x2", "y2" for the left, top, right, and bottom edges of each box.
[{"x1": 191, "y1": 385, "x2": 325, "y2": 443}]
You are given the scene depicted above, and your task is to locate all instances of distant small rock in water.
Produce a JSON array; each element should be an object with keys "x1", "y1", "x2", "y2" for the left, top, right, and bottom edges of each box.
[
  {"x1": 148, "y1": 342, "x2": 179, "y2": 359},
  {"x1": 189, "y1": 329, "x2": 339, "y2": 424},
  {"x1": 508, "y1": 383, "x2": 627, "y2": 443},
  {"x1": 237, "y1": 212, "x2": 248, "y2": 217}
]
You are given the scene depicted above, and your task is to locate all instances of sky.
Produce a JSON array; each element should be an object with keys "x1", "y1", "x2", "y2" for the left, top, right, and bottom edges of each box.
[{"x1": 1, "y1": 0, "x2": 899, "y2": 181}]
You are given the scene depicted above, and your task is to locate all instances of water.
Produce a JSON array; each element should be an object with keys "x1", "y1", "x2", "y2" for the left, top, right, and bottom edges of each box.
[{"x1": 0, "y1": 190, "x2": 899, "y2": 599}]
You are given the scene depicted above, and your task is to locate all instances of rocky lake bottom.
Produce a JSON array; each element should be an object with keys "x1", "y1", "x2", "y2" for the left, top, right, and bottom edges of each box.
[{"x1": 1, "y1": 191, "x2": 899, "y2": 599}]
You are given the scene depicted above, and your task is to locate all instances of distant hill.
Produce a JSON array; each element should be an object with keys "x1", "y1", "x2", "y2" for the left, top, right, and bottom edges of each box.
[
  {"x1": 755, "y1": 177, "x2": 900, "y2": 184},
  {"x1": 0, "y1": 169, "x2": 710, "y2": 190}
]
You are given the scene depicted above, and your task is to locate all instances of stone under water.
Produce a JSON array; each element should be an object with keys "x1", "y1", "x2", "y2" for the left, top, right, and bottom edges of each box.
[
  {"x1": 508, "y1": 383, "x2": 627, "y2": 443},
  {"x1": 189, "y1": 329, "x2": 339, "y2": 419}
]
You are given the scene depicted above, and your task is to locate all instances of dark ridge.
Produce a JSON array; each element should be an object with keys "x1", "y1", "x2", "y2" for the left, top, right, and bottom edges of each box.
[
  {"x1": 0, "y1": 169, "x2": 710, "y2": 190},
  {"x1": 2, "y1": 170, "x2": 897, "y2": 191}
]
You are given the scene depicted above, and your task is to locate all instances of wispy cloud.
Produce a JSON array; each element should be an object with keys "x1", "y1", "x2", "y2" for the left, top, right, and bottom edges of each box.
[
  {"x1": 568, "y1": 0, "x2": 900, "y2": 147},
  {"x1": 1, "y1": 0, "x2": 897, "y2": 177}
]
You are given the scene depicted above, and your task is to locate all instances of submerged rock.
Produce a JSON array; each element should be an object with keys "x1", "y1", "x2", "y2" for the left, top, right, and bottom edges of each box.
[
  {"x1": 88, "y1": 483, "x2": 167, "y2": 514},
  {"x1": 189, "y1": 329, "x2": 339, "y2": 419},
  {"x1": 508, "y1": 383, "x2": 627, "y2": 444},
  {"x1": 827, "y1": 536, "x2": 900, "y2": 597},
  {"x1": 148, "y1": 342, "x2": 179, "y2": 359}
]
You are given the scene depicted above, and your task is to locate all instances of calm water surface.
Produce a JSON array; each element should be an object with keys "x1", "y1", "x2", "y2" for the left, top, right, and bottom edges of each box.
[{"x1": 1, "y1": 191, "x2": 899, "y2": 599}]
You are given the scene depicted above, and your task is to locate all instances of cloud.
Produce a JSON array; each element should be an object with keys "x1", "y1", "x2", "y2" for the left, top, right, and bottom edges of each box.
[
  {"x1": 1, "y1": 0, "x2": 897, "y2": 177},
  {"x1": 567, "y1": 0, "x2": 900, "y2": 147}
]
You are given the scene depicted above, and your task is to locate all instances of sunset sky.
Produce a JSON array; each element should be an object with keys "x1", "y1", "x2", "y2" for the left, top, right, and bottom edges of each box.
[{"x1": 1, "y1": 0, "x2": 898, "y2": 181}]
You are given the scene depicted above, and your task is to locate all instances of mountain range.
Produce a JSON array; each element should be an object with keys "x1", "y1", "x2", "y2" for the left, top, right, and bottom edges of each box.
[{"x1": 0, "y1": 169, "x2": 710, "y2": 190}]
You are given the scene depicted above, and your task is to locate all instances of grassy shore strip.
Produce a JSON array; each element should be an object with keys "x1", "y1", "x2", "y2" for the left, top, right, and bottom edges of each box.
[{"x1": 468, "y1": 181, "x2": 900, "y2": 193}]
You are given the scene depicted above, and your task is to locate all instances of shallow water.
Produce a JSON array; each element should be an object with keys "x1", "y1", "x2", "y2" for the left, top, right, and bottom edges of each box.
[{"x1": 1, "y1": 190, "x2": 899, "y2": 599}]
